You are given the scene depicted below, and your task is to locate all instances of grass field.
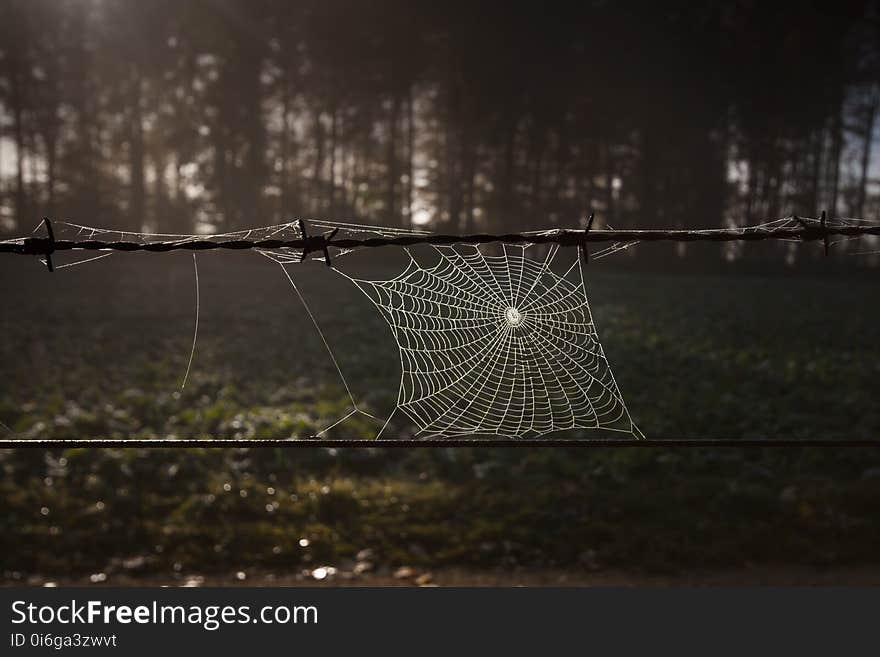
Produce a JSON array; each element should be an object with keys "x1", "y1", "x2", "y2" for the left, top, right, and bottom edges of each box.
[{"x1": 1, "y1": 250, "x2": 879, "y2": 583}]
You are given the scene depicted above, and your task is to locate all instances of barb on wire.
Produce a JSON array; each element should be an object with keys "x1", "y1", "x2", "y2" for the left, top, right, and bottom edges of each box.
[
  {"x1": 297, "y1": 219, "x2": 338, "y2": 266},
  {"x1": 579, "y1": 212, "x2": 595, "y2": 264},
  {"x1": 20, "y1": 218, "x2": 56, "y2": 271},
  {"x1": 821, "y1": 210, "x2": 829, "y2": 256}
]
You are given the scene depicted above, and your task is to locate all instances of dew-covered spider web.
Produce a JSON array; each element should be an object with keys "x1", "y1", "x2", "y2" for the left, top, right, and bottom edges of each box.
[{"x1": 337, "y1": 244, "x2": 643, "y2": 439}]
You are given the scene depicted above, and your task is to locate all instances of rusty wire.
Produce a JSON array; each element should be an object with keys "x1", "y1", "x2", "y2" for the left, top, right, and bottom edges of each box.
[{"x1": 2, "y1": 213, "x2": 878, "y2": 271}]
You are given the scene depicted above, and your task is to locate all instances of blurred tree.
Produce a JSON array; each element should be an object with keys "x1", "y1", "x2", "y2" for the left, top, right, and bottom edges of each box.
[{"x1": 0, "y1": 0, "x2": 876, "y2": 261}]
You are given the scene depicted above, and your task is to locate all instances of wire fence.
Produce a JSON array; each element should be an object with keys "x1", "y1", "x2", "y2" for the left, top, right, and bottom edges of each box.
[{"x1": 1, "y1": 214, "x2": 878, "y2": 447}]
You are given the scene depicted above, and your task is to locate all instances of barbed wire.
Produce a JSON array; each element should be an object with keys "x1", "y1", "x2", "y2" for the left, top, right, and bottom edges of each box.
[{"x1": 2, "y1": 213, "x2": 879, "y2": 271}]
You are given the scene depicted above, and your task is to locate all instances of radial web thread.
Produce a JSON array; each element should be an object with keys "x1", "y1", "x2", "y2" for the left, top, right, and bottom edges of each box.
[{"x1": 343, "y1": 244, "x2": 643, "y2": 439}]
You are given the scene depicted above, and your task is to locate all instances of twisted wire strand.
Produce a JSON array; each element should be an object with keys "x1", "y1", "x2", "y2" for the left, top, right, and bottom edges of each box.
[{"x1": 5, "y1": 223, "x2": 880, "y2": 258}]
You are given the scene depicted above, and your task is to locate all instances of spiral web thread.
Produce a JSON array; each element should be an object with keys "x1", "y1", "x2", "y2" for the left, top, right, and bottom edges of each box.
[{"x1": 341, "y1": 243, "x2": 643, "y2": 439}]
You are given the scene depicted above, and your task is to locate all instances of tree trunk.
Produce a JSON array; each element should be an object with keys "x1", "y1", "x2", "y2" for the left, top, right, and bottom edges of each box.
[
  {"x1": 528, "y1": 119, "x2": 545, "y2": 223},
  {"x1": 312, "y1": 108, "x2": 324, "y2": 214},
  {"x1": 828, "y1": 99, "x2": 844, "y2": 216},
  {"x1": 639, "y1": 125, "x2": 658, "y2": 228},
  {"x1": 152, "y1": 153, "x2": 170, "y2": 233},
  {"x1": 809, "y1": 126, "x2": 823, "y2": 213},
  {"x1": 11, "y1": 69, "x2": 26, "y2": 231},
  {"x1": 279, "y1": 67, "x2": 292, "y2": 219},
  {"x1": 499, "y1": 113, "x2": 517, "y2": 232},
  {"x1": 45, "y1": 136, "x2": 57, "y2": 219},
  {"x1": 129, "y1": 70, "x2": 145, "y2": 232},
  {"x1": 328, "y1": 104, "x2": 337, "y2": 215},
  {"x1": 603, "y1": 137, "x2": 616, "y2": 227},
  {"x1": 855, "y1": 91, "x2": 877, "y2": 218},
  {"x1": 464, "y1": 143, "x2": 477, "y2": 233},
  {"x1": 387, "y1": 94, "x2": 399, "y2": 226},
  {"x1": 214, "y1": 123, "x2": 230, "y2": 229},
  {"x1": 406, "y1": 87, "x2": 415, "y2": 228}
]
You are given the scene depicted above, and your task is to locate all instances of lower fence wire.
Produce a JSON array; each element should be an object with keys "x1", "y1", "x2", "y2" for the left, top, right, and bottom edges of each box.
[{"x1": 0, "y1": 439, "x2": 877, "y2": 448}]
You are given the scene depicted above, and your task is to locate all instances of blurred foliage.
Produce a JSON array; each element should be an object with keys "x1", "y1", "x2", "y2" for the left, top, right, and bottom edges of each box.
[{"x1": 2, "y1": 446, "x2": 879, "y2": 581}]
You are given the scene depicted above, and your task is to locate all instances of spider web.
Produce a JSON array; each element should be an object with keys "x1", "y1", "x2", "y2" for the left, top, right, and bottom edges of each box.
[
  {"x1": 338, "y1": 243, "x2": 644, "y2": 439},
  {"x1": 1, "y1": 218, "x2": 641, "y2": 440}
]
